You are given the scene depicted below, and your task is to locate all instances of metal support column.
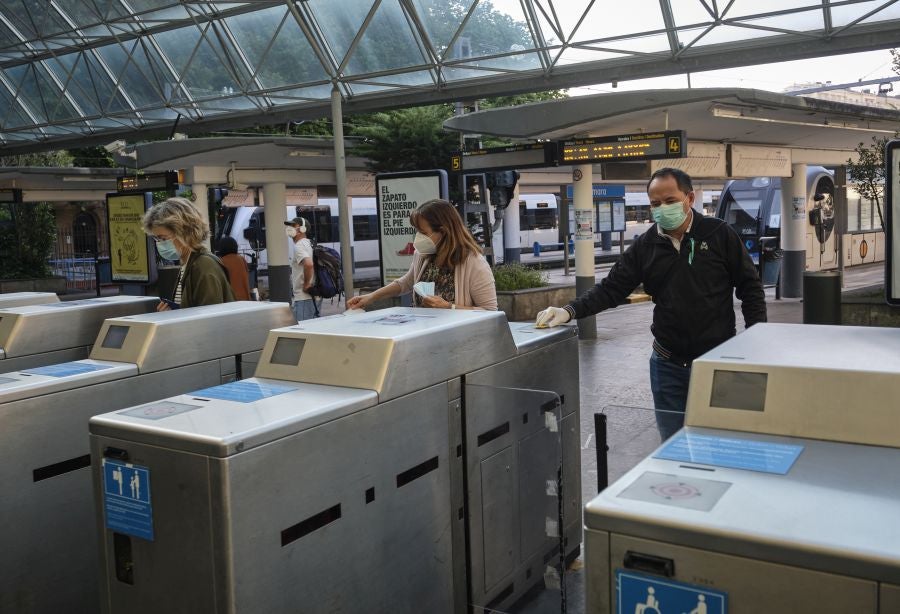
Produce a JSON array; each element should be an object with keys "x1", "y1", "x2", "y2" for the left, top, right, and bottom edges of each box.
[
  {"x1": 780, "y1": 163, "x2": 807, "y2": 298},
  {"x1": 574, "y1": 165, "x2": 596, "y2": 339},
  {"x1": 332, "y1": 86, "x2": 354, "y2": 299}
]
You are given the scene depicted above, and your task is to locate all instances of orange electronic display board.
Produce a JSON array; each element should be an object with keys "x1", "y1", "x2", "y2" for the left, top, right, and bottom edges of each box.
[{"x1": 560, "y1": 130, "x2": 686, "y2": 164}]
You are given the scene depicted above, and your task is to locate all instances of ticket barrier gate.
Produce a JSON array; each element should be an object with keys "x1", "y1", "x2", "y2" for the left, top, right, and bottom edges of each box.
[
  {"x1": 0, "y1": 301, "x2": 295, "y2": 614},
  {"x1": 584, "y1": 323, "x2": 900, "y2": 613},
  {"x1": 0, "y1": 291, "x2": 59, "y2": 309},
  {"x1": 89, "y1": 308, "x2": 581, "y2": 613},
  {"x1": 0, "y1": 296, "x2": 157, "y2": 372}
]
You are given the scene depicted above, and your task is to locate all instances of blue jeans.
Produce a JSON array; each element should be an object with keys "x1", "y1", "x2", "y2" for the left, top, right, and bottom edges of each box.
[
  {"x1": 649, "y1": 350, "x2": 691, "y2": 441},
  {"x1": 292, "y1": 298, "x2": 320, "y2": 321}
]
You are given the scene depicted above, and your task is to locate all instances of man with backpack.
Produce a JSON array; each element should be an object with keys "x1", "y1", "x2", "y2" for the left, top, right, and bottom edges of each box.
[{"x1": 284, "y1": 216, "x2": 320, "y2": 320}]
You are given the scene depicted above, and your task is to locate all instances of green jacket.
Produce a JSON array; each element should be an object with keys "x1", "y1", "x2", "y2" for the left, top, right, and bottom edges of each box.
[{"x1": 180, "y1": 251, "x2": 235, "y2": 308}]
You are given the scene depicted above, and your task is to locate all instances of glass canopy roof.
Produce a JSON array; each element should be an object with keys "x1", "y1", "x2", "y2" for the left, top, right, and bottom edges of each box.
[{"x1": 1, "y1": 0, "x2": 899, "y2": 153}]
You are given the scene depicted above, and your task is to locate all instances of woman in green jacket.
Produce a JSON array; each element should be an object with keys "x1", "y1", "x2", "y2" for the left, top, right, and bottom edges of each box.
[{"x1": 142, "y1": 197, "x2": 234, "y2": 310}]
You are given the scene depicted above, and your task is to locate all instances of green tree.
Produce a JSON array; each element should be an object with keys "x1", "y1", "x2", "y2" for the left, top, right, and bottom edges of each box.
[
  {"x1": 0, "y1": 202, "x2": 57, "y2": 279},
  {"x1": 0, "y1": 150, "x2": 72, "y2": 167},
  {"x1": 350, "y1": 104, "x2": 459, "y2": 173},
  {"x1": 68, "y1": 146, "x2": 116, "y2": 168},
  {"x1": 847, "y1": 136, "x2": 890, "y2": 231}
]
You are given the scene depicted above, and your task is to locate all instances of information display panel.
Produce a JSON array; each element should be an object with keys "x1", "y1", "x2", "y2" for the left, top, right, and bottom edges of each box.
[
  {"x1": 117, "y1": 171, "x2": 178, "y2": 193},
  {"x1": 560, "y1": 130, "x2": 686, "y2": 164},
  {"x1": 451, "y1": 143, "x2": 556, "y2": 173}
]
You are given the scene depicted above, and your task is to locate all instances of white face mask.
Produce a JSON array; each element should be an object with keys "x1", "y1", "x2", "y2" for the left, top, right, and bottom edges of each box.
[
  {"x1": 413, "y1": 232, "x2": 437, "y2": 255},
  {"x1": 285, "y1": 226, "x2": 297, "y2": 238}
]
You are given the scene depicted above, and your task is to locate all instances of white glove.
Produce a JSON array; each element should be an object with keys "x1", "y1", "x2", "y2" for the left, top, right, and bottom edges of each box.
[{"x1": 535, "y1": 306, "x2": 571, "y2": 328}]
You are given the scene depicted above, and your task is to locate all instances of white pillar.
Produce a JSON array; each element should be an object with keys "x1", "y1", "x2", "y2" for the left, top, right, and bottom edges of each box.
[
  {"x1": 502, "y1": 183, "x2": 521, "y2": 263},
  {"x1": 780, "y1": 163, "x2": 807, "y2": 298},
  {"x1": 573, "y1": 164, "x2": 596, "y2": 339},
  {"x1": 693, "y1": 187, "x2": 704, "y2": 214},
  {"x1": 332, "y1": 87, "x2": 353, "y2": 299},
  {"x1": 263, "y1": 182, "x2": 291, "y2": 304}
]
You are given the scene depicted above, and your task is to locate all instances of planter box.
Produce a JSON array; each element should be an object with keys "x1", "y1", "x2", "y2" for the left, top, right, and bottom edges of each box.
[
  {"x1": 497, "y1": 284, "x2": 576, "y2": 322},
  {"x1": 0, "y1": 276, "x2": 66, "y2": 295}
]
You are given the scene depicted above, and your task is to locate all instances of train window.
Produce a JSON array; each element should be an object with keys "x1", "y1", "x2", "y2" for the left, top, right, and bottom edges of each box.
[
  {"x1": 519, "y1": 203, "x2": 558, "y2": 230},
  {"x1": 721, "y1": 189, "x2": 763, "y2": 236},
  {"x1": 302, "y1": 209, "x2": 335, "y2": 243},
  {"x1": 353, "y1": 215, "x2": 379, "y2": 241}
]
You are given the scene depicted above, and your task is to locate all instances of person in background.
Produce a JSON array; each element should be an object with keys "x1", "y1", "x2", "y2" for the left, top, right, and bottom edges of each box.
[
  {"x1": 142, "y1": 197, "x2": 234, "y2": 310},
  {"x1": 536, "y1": 168, "x2": 766, "y2": 439},
  {"x1": 215, "y1": 236, "x2": 252, "y2": 301},
  {"x1": 347, "y1": 198, "x2": 497, "y2": 311},
  {"x1": 285, "y1": 216, "x2": 319, "y2": 321}
]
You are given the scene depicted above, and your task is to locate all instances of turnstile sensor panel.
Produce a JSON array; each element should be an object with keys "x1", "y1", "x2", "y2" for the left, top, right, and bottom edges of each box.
[
  {"x1": 101, "y1": 325, "x2": 130, "y2": 350},
  {"x1": 710, "y1": 370, "x2": 767, "y2": 411}
]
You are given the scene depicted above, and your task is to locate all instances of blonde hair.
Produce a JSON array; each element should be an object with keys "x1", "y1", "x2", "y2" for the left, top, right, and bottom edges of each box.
[
  {"x1": 142, "y1": 197, "x2": 209, "y2": 252},
  {"x1": 409, "y1": 199, "x2": 482, "y2": 268}
]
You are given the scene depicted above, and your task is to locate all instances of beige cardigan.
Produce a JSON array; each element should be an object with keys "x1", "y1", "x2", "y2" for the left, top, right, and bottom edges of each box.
[{"x1": 393, "y1": 251, "x2": 497, "y2": 310}]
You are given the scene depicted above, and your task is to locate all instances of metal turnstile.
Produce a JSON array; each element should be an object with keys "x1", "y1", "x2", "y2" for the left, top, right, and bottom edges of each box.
[
  {"x1": 0, "y1": 301, "x2": 295, "y2": 614},
  {"x1": 89, "y1": 307, "x2": 581, "y2": 613},
  {"x1": 0, "y1": 296, "x2": 157, "y2": 372},
  {"x1": 584, "y1": 323, "x2": 900, "y2": 613},
  {"x1": 0, "y1": 291, "x2": 59, "y2": 309}
]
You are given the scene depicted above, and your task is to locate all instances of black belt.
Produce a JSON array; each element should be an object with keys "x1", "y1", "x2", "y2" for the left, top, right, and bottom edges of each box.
[{"x1": 652, "y1": 339, "x2": 692, "y2": 368}]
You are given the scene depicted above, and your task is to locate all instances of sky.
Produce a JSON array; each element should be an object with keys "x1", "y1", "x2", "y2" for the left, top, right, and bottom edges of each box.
[{"x1": 569, "y1": 49, "x2": 898, "y2": 96}]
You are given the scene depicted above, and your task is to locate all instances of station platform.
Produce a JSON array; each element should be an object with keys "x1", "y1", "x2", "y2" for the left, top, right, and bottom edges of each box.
[{"x1": 54, "y1": 262, "x2": 886, "y2": 613}]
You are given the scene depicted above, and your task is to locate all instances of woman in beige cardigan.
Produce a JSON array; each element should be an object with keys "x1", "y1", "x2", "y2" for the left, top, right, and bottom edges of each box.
[{"x1": 347, "y1": 199, "x2": 497, "y2": 311}]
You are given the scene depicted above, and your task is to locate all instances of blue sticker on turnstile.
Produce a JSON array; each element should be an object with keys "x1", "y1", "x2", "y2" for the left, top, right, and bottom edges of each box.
[
  {"x1": 189, "y1": 380, "x2": 295, "y2": 403},
  {"x1": 616, "y1": 570, "x2": 727, "y2": 614},
  {"x1": 23, "y1": 362, "x2": 113, "y2": 377},
  {"x1": 654, "y1": 432, "x2": 803, "y2": 475},
  {"x1": 102, "y1": 459, "x2": 154, "y2": 541}
]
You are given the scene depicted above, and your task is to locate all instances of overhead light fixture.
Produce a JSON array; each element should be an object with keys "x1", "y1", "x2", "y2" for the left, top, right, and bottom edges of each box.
[{"x1": 710, "y1": 105, "x2": 895, "y2": 133}]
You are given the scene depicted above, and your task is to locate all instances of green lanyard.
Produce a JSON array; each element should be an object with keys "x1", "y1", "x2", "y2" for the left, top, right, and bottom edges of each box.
[{"x1": 688, "y1": 238, "x2": 695, "y2": 265}]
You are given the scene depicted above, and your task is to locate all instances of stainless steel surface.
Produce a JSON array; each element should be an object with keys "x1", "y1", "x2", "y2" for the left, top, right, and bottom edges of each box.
[
  {"x1": 507, "y1": 321, "x2": 578, "y2": 353},
  {"x1": 92, "y1": 383, "x2": 460, "y2": 614},
  {"x1": 1, "y1": 301, "x2": 293, "y2": 614},
  {"x1": 584, "y1": 322, "x2": 900, "y2": 613},
  {"x1": 883, "y1": 584, "x2": 900, "y2": 614},
  {"x1": 90, "y1": 301, "x2": 296, "y2": 373},
  {"x1": 0, "y1": 291, "x2": 59, "y2": 308},
  {"x1": 584, "y1": 426, "x2": 900, "y2": 583},
  {"x1": 464, "y1": 333, "x2": 581, "y2": 611},
  {"x1": 254, "y1": 307, "x2": 518, "y2": 401},
  {"x1": 597, "y1": 533, "x2": 877, "y2": 613},
  {"x1": 0, "y1": 360, "x2": 135, "y2": 403},
  {"x1": 686, "y1": 323, "x2": 900, "y2": 448},
  {"x1": 89, "y1": 381, "x2": 378, "y2": 457},
  {"x1": 90, "y1": 308, "x2": 581, "y2": 614},
  {"x1": 0, "y1": 296, "x2": 157, "y2": 365}
]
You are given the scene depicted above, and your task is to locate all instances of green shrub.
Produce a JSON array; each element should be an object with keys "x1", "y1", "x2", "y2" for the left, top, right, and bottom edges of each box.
[
  {"x1": 493, "y1": 262, "x2": 549, "y2": 291},
  {"x1": 0, "y1": 202, "x2": 57, "y2": 279}
]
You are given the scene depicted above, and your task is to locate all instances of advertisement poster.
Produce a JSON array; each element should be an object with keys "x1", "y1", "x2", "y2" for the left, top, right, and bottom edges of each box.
[
  {"x1": 108, "y1": 193, "x2": 150, "y2": 282},
  {"x1": 575, "y1": 209, "x2": 594, "y2": 241},
  {"x1": 790, "y1": 196, "x2": 806, "y2": 221},
  {"x1": 376, "y1": 171, "x2": 447, "y2": 285}
]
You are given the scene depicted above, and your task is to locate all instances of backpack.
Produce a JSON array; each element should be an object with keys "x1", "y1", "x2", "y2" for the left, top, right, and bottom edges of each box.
[{"x1": 309, "y1": 243, "x2": 344, "y2": 300}]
